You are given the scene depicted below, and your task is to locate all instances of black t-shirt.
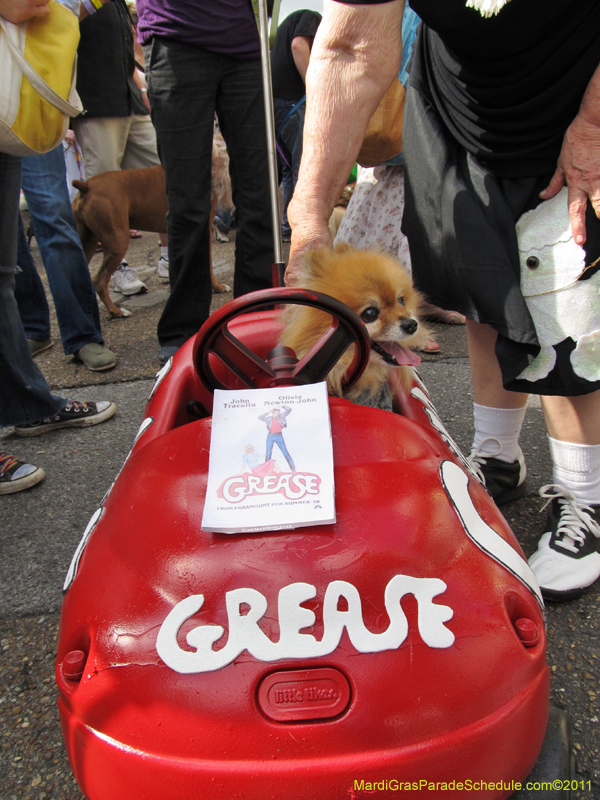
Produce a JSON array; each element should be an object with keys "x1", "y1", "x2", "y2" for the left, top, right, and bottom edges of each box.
[
  {"x1": 76, "y1": 0, "x2": 148, "y2": 119},
  {"x1": 333, "y1": 0, "x2": 600, "y2": 177},
  {"x1": 271, "y1": 10, "x2": 322, "y2": 101}
]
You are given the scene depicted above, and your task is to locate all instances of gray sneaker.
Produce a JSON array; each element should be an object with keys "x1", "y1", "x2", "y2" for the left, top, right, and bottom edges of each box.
[
  {"x1": 28, "y1": 338, "x2": 53, "y2": 357},
  {"x1": 110, "y1": 262, "x2": 146, "y2": 296},
  {"x1": 75, "y1": 343, "x2": 117, "y2": 372}
]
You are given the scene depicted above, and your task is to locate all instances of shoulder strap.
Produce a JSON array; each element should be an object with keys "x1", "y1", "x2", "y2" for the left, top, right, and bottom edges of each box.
[{"x1": 277, "y1": 95, "x2": 306, "y2": 139}]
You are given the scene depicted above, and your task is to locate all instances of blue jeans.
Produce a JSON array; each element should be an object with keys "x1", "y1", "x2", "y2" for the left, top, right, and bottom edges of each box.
[
  {"x1": 0, "y1": 152, "x2": 65, "y2": 426},
  {"x1": 266, "y1": 432, "x2": 295, "y2": 471},
  {"x1": 274, "y1": 98, "x2": 306, "y2": 239},
  {"x1": 17, "y1": 144, "x2": 104, "y2": 355},
  {"x1": 15, "y1": 213, "x2": 51, "y2": 342},
  {"x1": 145, "y1": 38, "x2": 274, "y2": 347}
]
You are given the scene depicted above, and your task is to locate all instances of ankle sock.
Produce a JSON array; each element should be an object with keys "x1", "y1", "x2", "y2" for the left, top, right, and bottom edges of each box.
[
  {"x1": 471, "y1": 403, "x2": 527, "y2": 463},
  {"x1": 547, "y1": 436, "x2": 600, "y2": 506},
  {"x1": 161, "y1": 246, "x2": 169, "y2": 260}
]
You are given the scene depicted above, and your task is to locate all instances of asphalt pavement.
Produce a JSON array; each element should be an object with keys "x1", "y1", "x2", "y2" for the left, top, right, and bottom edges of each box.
[{"x1": 0, "y1": 227, "x2": 598, "y2": 799}]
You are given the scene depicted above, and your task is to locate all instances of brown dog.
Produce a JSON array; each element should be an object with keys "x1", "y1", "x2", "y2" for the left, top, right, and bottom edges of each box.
[
  {"x1": 281, "y1": 244, "x2": 428, "y2": 408},
  {"x1": 72, "y1": 147, "x2": 232, "y2": 318}
]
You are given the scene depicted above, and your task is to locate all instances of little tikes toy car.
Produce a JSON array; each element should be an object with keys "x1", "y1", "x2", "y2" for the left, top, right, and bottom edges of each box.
[{"x1": 56, "y1": 289, "x2": 569, "y2": 800}]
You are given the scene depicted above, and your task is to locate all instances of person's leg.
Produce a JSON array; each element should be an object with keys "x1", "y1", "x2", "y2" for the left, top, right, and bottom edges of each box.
[
  {"x1": 0, "y1": 153, "x2": 64, "y2": 427},
  {"x1": 146, "y1": 38, "x2": 215, "y2": 351},
  {"x1": 71, "y1": 117, "x2": 130, "y2": 177},
  {"x1": 288, "y1": 102, "x2": 305, "y2": 193},
  {"x1": 274, "y1": 98, "x2": 296, "y2": 241},
  {"x1": 273, "y1": 433, "x2": 295, "y2": 471},
  {"x1": 282, "y1": 103, "x2": 306, "y2": 242},
  {"x1": 217, "y1": 55, "x2": 274, "y2": 298},
  {"x1": 266, "y1": 433, "x2": 275, "y2": 462},
  {"x1": 466, "y1": 320, "x2": 528, "y2": 502},
  {"x1": 468, "y1": 320, "x2": 600, "y2": 595},
  {"x1": 120, "y1": 114, "x2": 161, "y2": 170},
  {"x1": 281, "y1": 165, "x2": 294, "y2": 240},
  {"x1": 72, "y1": 117, "x2": 146, "y2": 300},
  {"x1": 541, "y1": 393, "x2": 600, "y2": 446},
  {"x1": 121, "y1": 115, "x2": 170, "y2": 275},
  {"x1": 20, "y1": 145, "x2": 112, "y2": 360},
  {"x1": 0, "y1": 155, "x2": 48, "y2": 491},
  {"x1": 467, "y1": 320, "x2": 528, "y2": 410},
  {"x1": 529, "y1": 391, "x2": 600, "y2": 598},
  {"x1": 14, "y1": 213, "x2": 52, "y2": 346}
]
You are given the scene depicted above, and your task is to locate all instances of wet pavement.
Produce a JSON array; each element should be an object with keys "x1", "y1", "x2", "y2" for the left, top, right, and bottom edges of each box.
[{"x1": 1, "y1": 225, "x2": 598, "y2": 799}]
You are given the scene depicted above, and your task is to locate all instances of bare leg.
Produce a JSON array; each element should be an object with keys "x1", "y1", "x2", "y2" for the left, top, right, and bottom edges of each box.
[
  {"x1": 541, "y1": 392, "x2": 600, "y2": 445},
  {"x1": 465, "y1": 320, "x2": 528, "y2": 501},
  {"x1": 530, "y1": 390, "x2": 600, "y2": 598},
  {"x1": 159, "y1": 233, "x2": 168, "y2": 247},
  {"x1": 466, "y1": 320, "x2": 528, "y2": 409}
]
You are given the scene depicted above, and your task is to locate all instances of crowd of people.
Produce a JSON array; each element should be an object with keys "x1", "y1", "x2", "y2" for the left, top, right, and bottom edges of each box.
[{"x1": 2, "y1": 0, "x2": 600, "y2": 603}]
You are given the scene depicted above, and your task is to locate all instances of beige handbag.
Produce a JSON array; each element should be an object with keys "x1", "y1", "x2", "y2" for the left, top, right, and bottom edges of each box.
[
  {"x1": 356, "y1": 77, "x2": 405, "y2": 169},
  {"x1": 0, "y1": 0, "x2": 83, "y2": 156}
]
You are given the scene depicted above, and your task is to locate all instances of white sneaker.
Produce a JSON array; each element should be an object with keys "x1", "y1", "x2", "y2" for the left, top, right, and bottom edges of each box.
[
  {"x1": 157, "y1": 256, "x2": 169, "y2": 281},
  {"x1": 110, "y1": 262, "x2": 146, "y2": 296},
  {"x1": 529, "y1": 484, "x2": 600, "y2": 600}
]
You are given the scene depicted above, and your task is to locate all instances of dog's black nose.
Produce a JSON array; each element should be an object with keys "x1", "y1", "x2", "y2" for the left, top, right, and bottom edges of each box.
[{"x1": 400, "y1": 318, "x2": 418, "y2": 335}]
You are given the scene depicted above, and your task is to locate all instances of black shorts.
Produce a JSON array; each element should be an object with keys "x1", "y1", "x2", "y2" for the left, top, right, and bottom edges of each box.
[{"x1": 402, "y1": 83, "x2": 600, "y2": 396}]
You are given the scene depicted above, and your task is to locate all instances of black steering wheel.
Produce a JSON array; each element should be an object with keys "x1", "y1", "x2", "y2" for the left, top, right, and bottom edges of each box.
[{"x1": 192, "y1": 287, "x2": 370, "y2": 394}]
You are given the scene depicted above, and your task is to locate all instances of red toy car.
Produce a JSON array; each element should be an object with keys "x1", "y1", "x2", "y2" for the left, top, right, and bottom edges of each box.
[{"x1": 56, "y1": 289, "x2": 568, "y2": 799}]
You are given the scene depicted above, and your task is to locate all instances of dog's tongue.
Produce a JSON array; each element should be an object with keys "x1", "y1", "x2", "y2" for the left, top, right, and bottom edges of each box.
[{"x1": 380, "y1": 342, "x2": 421, "y2": 367}]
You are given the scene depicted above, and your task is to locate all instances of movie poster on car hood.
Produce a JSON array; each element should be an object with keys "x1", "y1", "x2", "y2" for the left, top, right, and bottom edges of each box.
[{"x1": 201, "y1": 382, "x2": 335, "y2": 533}]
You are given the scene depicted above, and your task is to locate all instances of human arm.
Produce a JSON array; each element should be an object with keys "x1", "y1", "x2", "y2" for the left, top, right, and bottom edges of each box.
[
  {"x1": 278, "y1": 406, "x2": 293, "y2": 424},
  {"x1": 78, "y1": 0, "x2": 110, "y2": 23},
  {"x1": 133, "y1": 65, "x2": 150, "y2": 112},
  {"x1": 291, "y1": 35, "x2": 312, "y2": 83},
  {"x1": 0, "y1": 0, "x2": 49, "y2": 22},
  {"x1": 539, "y1": 61, "x2": 600, "y2": 246},
  {"x1": 286, "y1": 0, "x2": 404, "y2": 284}
]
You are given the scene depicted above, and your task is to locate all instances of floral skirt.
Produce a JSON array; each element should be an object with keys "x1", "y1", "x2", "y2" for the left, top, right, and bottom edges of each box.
[{"x1": 334, "y1": 165, "x2": 413, "y2": 272}]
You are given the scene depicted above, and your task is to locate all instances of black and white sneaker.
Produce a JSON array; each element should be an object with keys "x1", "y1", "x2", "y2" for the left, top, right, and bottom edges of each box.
[
  {"x1": 0, "y1": 451, "x2": 45, "y2": 494},
  {"x1": 529, "y1": 485, "x2": 600, "y2": 600},
  {"x1": 14, "y1": 400, "x2": 117, "y2": 437},
  {"x1": 468, "y1": 437, "x2": 527, "y2": 505}
]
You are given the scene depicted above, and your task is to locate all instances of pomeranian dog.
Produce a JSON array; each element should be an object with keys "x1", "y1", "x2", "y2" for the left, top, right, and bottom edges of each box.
[{"x1": 280, "y1": 244, "x2": 429, "y2": 408}]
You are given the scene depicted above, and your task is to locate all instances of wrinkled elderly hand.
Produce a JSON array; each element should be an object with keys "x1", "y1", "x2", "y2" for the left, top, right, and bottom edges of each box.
[
  {"x1": 0, "y1": 0, "x2": 50, "y2": 23},
  {"x1": 540, "y1": 70, "x2": 600, "y2": 246},
  {"x1": 285, "y1": 200, "x2": 332, "y2": 286}
]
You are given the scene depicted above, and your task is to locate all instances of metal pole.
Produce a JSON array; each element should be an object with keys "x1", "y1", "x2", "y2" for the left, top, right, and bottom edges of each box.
[{"x1": 257, "y1": 0, "x2": 284, "y2": 277}]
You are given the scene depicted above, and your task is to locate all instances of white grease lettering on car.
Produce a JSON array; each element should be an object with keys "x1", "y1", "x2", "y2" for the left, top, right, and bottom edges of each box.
[{"x1": 156, "y1": 574, "x2": 454, "y2": 674}]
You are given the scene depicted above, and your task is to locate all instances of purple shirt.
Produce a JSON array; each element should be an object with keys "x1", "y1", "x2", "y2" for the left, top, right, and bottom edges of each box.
[{"x1": 136, "y1": 0, "x2": 260, "y2": 59}]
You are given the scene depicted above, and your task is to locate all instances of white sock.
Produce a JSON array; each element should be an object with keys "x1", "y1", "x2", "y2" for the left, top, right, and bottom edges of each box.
[
  {"x1": 471, "y1": 403, "x2": 527, "y2": 463},
  {"x1": 548, "y1": 436, "x2": 600, "y2": 506},
  {"x1": 160, "y1": 246, "x2": 169, "y2": 260}
]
